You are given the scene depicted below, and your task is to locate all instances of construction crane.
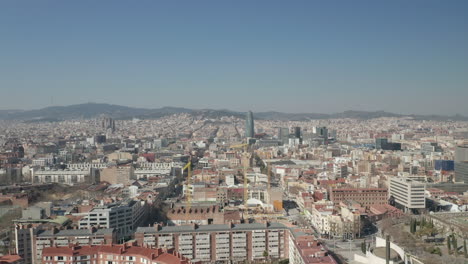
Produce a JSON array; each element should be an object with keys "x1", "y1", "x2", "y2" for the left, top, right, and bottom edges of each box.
[
  {"x1": 182, "y1": 161, "x2": 192, "y2": 217},
  {"x1": 267, "y1": 162, "x2": 271, "y2": 200},
  {"x1": 229, "y1": 142, "x2": 253, "y2": 220},
  {"x1": 242, "y1": 152, "x2": 250, "y2": 210},
  {"x1": 229, "y1": 143, "x2": 249, "y2": 149}
]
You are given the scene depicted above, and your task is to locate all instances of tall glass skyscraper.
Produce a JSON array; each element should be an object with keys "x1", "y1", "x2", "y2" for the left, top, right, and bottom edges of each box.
[
  {"x1": 245, "y1": 111, "x2": 255, "y2": 138},
  {"x1": 455, "y1": 145, "x2": 468, "y2": 183}
]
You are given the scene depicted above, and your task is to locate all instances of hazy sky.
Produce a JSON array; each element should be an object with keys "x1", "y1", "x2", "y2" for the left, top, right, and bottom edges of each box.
[{"x1": 1, "y1": 1, "x2": 467, "y2": 115}]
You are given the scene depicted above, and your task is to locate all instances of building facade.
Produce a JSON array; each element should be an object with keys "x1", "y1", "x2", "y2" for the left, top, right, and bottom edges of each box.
[
  {"x1": 289, "y1": 230, "x2": 337, "y2": 264},
  {"x1": 32, "y1": 168, "x2": 98, "y2": 185},
  {"x1": 245, "y1": 111, "x2": 255, "y2": 138},
  {"x1": 76, "y1": 200, "x2": 145, "y2": 240},
  {"x1": 41, "y1": 243, "x2": 190, "y2": 264},
  {"x1": 135, "y1": 223, "x2": 289, "y2": 263},
  {"x1": 389, "y1": 177, "x2": 426, "y2": 211},
  {"x1": 15, "y1": 225, "x2": 116, "y2": 264},
  {"x1": 100, "y1": 165, "x2": 135, "y2": 184},
  {"x1": 329, "y1": 188, "x2": 388, "y2": 207},
  {"x1": 455, "y1": 145, "x2": 468, "y2": 183}
]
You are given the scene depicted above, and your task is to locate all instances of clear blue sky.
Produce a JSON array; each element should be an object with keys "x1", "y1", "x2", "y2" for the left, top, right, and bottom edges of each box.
[{"x1": 1, "y1": 0, "x2": 467, "y2": 115}]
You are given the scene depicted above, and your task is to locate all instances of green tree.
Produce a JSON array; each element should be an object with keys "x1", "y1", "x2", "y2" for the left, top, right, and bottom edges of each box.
[
  {"x1": 429, "y1": 247, "x2": 442, "y2": 256},
  {"x1": 447, "y1": 236, "x2": 452, "y2": 253},
  {"x1": 361, "y1": 241, "x2": 367, "y2": 254},
  {"x1": 410, "y1": 219, "x2": 417, "y2": 234},
  {"x1": 452, "y1": 235, "x2": 458, "y2": 256},
  {"x1": 464, "y1": 239, "x2": 467, "y2": 258}
]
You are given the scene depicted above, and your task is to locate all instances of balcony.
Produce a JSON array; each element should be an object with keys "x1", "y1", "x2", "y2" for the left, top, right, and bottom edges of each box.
[{"x1": 178, "y1": 245, "x2": 193, "y2": 250}]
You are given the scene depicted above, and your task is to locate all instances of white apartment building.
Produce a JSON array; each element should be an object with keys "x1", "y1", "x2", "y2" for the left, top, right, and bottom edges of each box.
[
  {"x1": 246, "y1": 173, "x2": 268, "y2": 184},
  {"x1": 134, "y1": 162, "x2": 176, "y2": 179},
  {"x1": 76, "y1": 200, "x2": 146, "y2": 240},
  {"x1": 308, "y1": 207, "x2": 333, "y2": 237},
  {"x1": 389, "y1": 177, "x2": 426, "y2": 211},
  {"x1": 67, "y1": 163, "x2": 108, "y2": 169},
  {"x1": 135, "y1": 223, "x2": 289, "y2": 262},
  {"x1": 32, "y1": 168, "x2": 97, "y2": 185}
]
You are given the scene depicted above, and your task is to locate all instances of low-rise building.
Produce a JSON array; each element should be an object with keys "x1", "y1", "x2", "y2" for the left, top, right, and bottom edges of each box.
[
  {"x1": 0, "y1": 254, "x2": 23, "y2": 264},
  {"x1": 34, "y1": 227, "x2": 116, "y2": 263},
  {"x1": 15, "y1": 224, "x2": 115, "y2": 264},
  {"x1": 32, "y1": 168, "x2": 98, "y2": 185},
  {"x1": 289, "y1": 229, "x2": 337, "y2": 264},
  {"x1": 329, "y1": 188, "x2": 388, "y2": 207},
  {"x1": 41, "y1": 243, "x2": 191, "y2": 264}
]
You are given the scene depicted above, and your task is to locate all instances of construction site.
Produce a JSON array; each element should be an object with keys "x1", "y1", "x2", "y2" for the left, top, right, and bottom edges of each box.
[{"x1": 176, "y1": 142, "x2": 286, "y2": 226}]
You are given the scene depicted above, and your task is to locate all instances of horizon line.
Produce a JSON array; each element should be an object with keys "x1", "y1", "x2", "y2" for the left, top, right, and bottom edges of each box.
[{"x1": 0, "y1": 102, "x2": 466, "y2": 118}]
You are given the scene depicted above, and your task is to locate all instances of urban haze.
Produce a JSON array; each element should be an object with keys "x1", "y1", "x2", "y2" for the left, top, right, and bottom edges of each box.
[{"x1": 0, "y1": 2, "x2": 468, "y2": 264}]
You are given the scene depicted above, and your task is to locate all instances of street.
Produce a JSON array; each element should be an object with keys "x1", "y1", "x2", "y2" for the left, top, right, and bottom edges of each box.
[{"x1": 285, "y1": 201, "x2": 376, "y2": 263}]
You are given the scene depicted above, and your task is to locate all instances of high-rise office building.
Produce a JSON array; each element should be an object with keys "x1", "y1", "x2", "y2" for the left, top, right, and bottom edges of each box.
[
  {"x1": 277, "y1": 127, "x2": 286, "y2": 138},
  {"x1": 315, "y1": 127, "x2": 328, "y2": 139},
  {"x1": 293, "y1": 127, "x2": 301, "y2": 139},
  {"x1": 245, "y1": 111, "x2": 255, "y2": 138},
  {"x1": 455, "y1": 145, "x2": 468, "y2": 183},
  {"x1": 277, "y1": 127, "x2": 289, "y2": 145},
  {"x1": 434, "y1": 160, "x2": 455, "y2": 171},
  {"x1": 376, "y1": 138, "x2": 401, "y2": 151},
  {"x1": 312, "y1": 126, "x2": 328, "y2": 145},
  {"x1": 375, "y1": 138, "x2": 388, "y2": 150}
]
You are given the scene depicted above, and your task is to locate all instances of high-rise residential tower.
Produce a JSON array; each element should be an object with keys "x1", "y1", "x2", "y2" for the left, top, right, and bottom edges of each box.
[
  {"x1": 293, "y1": 127, "x2": 301, "y2": 139},
  {"x1": 455, "y1": 145, "x2": 468, "y2": 183},
  {"x1": 245, "y1": 111, "x2": 255, "y2": 138},
  {"x1": 277, "y1": 127, "x2": 290, "y2": 145}
]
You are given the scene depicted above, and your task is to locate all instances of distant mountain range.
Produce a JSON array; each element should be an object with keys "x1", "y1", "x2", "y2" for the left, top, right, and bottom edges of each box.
[{"x1": 0, "y1": 103, "x2": 466, "y2": 121}]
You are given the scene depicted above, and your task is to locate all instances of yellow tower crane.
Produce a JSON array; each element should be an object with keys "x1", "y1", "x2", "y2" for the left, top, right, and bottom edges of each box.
[
  {"x1": 229, "y1": 143, "x2": 249, "y2": 149},
  {"x1": 267, "y1": 162, "x2": 271, "y2": 198},
  {"x1": 182, "y1": 161, "x2": 192, "y2": 217},
  {"x1": 229, "y1": 142, "x2": 251, "y2": 219}
]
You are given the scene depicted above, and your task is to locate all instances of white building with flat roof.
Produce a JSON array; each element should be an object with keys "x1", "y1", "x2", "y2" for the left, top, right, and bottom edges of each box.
[
  {"x1": 76, "y1": 200, "x2": 145, "y2": 240},
  {"x1": 389, "y1": 177, "x2": 426, "y2": 211},
  {"x1": 32, "y1": 168, "x2": 97, "y2": 185}
]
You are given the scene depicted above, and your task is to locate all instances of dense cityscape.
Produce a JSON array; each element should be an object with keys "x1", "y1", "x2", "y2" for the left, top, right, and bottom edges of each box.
[
  {"x1": 0, "y1": 107, "x2": 467, "y2": 264},
  {"x1": 1, "y1": 1, "x2": 468, "y2": 264}
]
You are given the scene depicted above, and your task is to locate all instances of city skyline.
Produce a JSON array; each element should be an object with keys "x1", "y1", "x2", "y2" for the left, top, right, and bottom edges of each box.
[
  {"x1": 1, "y1": 1, "x2": 467, "y2": 115},
  {"x1": 1, "y1": 102, "x2": 468, "y2": 120},
  {"x1": 2, "y1": 1, "x2": 468, "y2": 264}
]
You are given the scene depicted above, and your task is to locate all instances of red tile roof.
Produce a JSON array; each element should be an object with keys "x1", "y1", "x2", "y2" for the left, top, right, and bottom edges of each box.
[
  {"x1": 42, "y1": 244, "x2": 190, "y2": 264},
  {"x1": 0, "y1": 254, "x2": 22, "y2": 264}
]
